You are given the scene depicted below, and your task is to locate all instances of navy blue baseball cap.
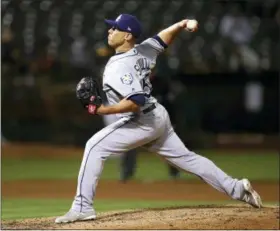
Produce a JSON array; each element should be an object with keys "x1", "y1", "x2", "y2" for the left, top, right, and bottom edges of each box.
[{"x1": 105, "y1": 14, "x2": 142, "y2": 38}]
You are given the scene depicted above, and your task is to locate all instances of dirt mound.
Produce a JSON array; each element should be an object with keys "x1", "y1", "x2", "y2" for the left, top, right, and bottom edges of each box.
[{"x1": 2, "y1": 205, "x2": 279, "y2": 230}]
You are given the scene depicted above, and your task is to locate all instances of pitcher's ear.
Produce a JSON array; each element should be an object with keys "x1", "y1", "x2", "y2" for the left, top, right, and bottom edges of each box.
[{"x1": 125, "y1": 33, "x2": 133, "y2": 41}]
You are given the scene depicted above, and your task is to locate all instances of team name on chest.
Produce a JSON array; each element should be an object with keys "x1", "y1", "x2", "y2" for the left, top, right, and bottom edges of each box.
[{"x1": 134, "y1": 58, "x2": 150, "y2": 75}]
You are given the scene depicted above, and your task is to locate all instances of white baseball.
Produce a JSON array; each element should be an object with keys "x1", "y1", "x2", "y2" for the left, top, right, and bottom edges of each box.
[{"x1": 186, "y1": 19, "x2": 198, "y2": 31}]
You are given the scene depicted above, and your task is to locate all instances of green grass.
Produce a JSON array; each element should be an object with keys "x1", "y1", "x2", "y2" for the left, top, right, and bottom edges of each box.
[
  {"x1": 136, "y1": 152, "x2": 279, "y2": 181},
  {"x1": 2, "y1": 151, "x2": 279, "y2": 181},
  {"x1": 2, "y1": 198, "x2": 209, "y2": 220}
]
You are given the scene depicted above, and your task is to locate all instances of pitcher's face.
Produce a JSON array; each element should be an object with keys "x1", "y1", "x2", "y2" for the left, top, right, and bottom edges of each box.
[{"x1": 107, "y1": 26, "x2": 132, "y2": 49}]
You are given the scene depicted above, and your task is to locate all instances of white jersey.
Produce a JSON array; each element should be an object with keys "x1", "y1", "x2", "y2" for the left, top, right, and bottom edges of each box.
[
  {"x1": 102, "y1": 37, "x2": 165, "y2": 118},
  {"x1": 69, "y1": 17, "x2": 251, "y2": 217}
]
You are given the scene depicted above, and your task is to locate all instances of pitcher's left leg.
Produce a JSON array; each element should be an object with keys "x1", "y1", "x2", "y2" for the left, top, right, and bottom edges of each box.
[{"x1": 149, "y1": 130, "x2": 262, "y2": 207}]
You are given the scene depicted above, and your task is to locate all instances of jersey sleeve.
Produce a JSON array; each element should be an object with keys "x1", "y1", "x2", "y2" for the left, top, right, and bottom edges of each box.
[
  {"x1": 135, "y1": 36, "x2": 168, "y2": 60},
  {"x1": 104, "y1": 64, "x2": 144, "y2": 99}
]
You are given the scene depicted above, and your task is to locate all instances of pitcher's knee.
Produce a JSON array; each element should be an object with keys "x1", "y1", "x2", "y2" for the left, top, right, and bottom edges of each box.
[
  {"x1": 85, "y1": 136, "x2": 101, "y2": 154},
  {"x1": 86, "y1": 140, "x2": 113, "y2": 160},
  {"x1": 85, "y1": 139, "x2": 94, "y2": 151}
]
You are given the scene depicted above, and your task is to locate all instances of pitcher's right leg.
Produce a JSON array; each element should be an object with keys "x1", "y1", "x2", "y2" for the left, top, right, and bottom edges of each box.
[
  {"x1": 55, "y1": 117, "x2": 163, "y2": 223},
  {"x1": 55, "y1": 118, "x2": 130, "y2": 223},
  {"x1": 149, "y1": 130, "x2": 262, "y2": 208}
]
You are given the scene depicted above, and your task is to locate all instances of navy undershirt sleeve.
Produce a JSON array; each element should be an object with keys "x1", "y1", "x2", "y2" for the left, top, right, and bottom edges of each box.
[
  {"x1": 127, "y1": 94, "x2": 146, "y2": 106},
  {"x1": 152, "y1": 35, "x2": 168, "y2": 49}
]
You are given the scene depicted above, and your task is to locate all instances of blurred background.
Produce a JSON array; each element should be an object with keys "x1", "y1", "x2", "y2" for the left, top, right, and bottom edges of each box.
[
  {"x1": 1, "y1": 0, "x2": 279, "y2": 222},
  {"x1": 1, "y1": 0, "x2": 279, "y2": 147}
]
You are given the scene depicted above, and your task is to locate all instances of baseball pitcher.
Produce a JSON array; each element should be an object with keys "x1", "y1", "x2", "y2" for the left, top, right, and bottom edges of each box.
[{"x1": 55, "y1": 14, "x2": 262, "y2": 223}]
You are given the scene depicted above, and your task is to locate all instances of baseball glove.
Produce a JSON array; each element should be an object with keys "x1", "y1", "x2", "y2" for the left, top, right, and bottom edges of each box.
[{"x1": 76, "y1": 77, "x2": 102, "y2": 115}]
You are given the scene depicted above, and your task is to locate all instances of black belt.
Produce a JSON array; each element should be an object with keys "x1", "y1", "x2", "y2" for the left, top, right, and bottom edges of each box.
[{"x1": 142, "y1": 104, "x2": 156, "y2": 114}]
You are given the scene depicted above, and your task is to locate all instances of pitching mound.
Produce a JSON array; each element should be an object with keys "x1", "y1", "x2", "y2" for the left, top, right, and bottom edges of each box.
[{"x1": 2, "y1": 205, "x2": 279, "y2": 230}]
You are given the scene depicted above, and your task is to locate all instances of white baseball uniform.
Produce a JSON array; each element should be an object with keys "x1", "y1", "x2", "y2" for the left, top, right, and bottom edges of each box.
[{"x1": 70, "y1": 37, "x2": 244, "y2": 213}]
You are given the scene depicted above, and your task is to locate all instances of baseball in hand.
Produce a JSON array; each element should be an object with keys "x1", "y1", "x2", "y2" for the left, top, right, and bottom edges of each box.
[{"x1": 186, "y1": 19, "x2": 198, "y2": 32}]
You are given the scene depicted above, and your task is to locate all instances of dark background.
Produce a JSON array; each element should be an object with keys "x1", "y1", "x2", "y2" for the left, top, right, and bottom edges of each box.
[{"x1": 1, "y1": 0, "x2": 279, "y2": 147}]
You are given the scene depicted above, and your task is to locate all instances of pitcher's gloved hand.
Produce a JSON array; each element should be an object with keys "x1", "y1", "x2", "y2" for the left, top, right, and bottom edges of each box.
[
  {"x1": 76, "y1": 77, "x2": 103, "y2": 115},
  {"x1": 87, "y1": 95, "x2": 103, "y2": 115}
]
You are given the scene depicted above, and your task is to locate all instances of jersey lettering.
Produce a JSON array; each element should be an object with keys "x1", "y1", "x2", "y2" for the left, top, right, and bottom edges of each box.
[
  {"x1": 134, "y1": 58, "x2": 152, "y2": 97},
  {"x1": 142, "y1": 73, "x2": 152, "y2": 97},
  {"x1": 134, "y1": 58, "x2": 149, "y2": 76}
]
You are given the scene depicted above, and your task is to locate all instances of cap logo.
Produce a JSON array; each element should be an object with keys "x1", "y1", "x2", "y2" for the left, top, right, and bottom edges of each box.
[
  {"x1": 127, "y1": 27, "x2": 131, "y2": 31},
  {"x1": 116, "y1": 15, "x2": 122, "y2": 22}
]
